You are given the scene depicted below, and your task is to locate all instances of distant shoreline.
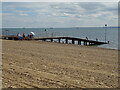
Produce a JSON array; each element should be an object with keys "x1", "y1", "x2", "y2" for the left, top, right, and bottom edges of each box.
[{"x1": 1, "y1": 26, "x2": 120, "y2": 29}]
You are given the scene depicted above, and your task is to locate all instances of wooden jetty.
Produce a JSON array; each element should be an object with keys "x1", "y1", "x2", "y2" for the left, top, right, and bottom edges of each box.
[
  {"x1": 1, "y1": 35, "x2": 108, "y2": 46},
  {"x1": 34, "y1": 37, "x2": 108, "y2": 45}
]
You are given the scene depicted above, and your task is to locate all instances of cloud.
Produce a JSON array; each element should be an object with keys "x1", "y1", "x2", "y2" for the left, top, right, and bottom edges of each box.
[
  {"x1": 19, "y1": 13, "x2": 28, "y2": 16},
  {"x1": 2, "y1": 2, "x2": 118, "y2": 28}
]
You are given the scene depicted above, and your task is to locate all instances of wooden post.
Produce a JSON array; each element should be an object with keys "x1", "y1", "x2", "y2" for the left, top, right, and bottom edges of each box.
[
  {"x1": 66, "y1": 38, "x2": 68, "y2": 44},
  {"x1": 78, "y1": 40, "x2": 81, "y2": 45},
  {"x1": 51, "y1": 39, "x2": 53, "y2": 42},
  {"x1": 78, "y1": 40, "x2": 80, "y2": 45},
  {"x1": 58, "y1": 38, "x2": 61, "y2": 43},
  {"x1": 84, "y1": 41, "x2": 85, "y2": 45},
  {"x1": 72, "y1": 39, "x2": 74, "y2": 44}
]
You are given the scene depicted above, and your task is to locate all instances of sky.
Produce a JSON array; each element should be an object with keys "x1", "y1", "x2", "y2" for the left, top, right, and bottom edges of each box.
[
  {"x1": 1, "y1": 2, "x2": 118, "y2": 28},
  {"x1": 2, "y1": 0, "x2": 120, "y2": 2}
]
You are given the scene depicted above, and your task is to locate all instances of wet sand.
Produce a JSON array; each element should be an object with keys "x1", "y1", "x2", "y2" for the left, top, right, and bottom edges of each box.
[{"x1": 2, "y1": 40, "x2": 118, "y2": 88}]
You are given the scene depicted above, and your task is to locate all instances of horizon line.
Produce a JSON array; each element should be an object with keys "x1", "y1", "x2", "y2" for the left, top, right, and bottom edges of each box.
[{"x1": 1, "y1": 26, "x2": 119, "y2": 28}]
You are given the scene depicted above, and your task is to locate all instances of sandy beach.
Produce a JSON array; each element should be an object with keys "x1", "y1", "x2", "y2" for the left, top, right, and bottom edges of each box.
[{"x1": 2, "y1": 40, "x2": 118, "y2": 88}]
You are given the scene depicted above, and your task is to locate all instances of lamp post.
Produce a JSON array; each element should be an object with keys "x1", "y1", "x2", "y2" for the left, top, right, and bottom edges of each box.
[{"x1": 105, "y1": 24, "x2": 107, "y2": 42}]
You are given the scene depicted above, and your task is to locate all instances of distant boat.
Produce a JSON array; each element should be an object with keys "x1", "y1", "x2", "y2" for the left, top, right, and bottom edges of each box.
[{"x1": 50, "y1": 27, "x2": 53, "y2": 29}]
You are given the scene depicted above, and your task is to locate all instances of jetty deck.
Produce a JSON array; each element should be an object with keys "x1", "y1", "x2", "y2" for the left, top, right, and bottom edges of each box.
[{"x1": 1, "y1": 35, "x2": 108, "y2": 46}]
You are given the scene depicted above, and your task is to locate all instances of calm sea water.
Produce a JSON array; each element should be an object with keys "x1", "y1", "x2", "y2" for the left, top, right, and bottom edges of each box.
[{"x1": 2, "y1": 27, "x2": 118, "y2": 50}]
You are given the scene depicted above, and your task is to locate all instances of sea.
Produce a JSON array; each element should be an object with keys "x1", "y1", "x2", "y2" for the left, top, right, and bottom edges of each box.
[{"x1": 1, "y1": 27, "x2": 119, "y2": 50}]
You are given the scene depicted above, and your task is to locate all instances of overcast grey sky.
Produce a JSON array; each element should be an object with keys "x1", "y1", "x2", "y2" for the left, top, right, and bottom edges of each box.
[{"x1": 2, "y1": 2, "x2": 118, "y2": 28}]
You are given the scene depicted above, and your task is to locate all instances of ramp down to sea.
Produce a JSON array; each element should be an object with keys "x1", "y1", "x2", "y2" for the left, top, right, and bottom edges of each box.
[{"x1": 1, "y1": 35, "x2": 108, "y2": 46}]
